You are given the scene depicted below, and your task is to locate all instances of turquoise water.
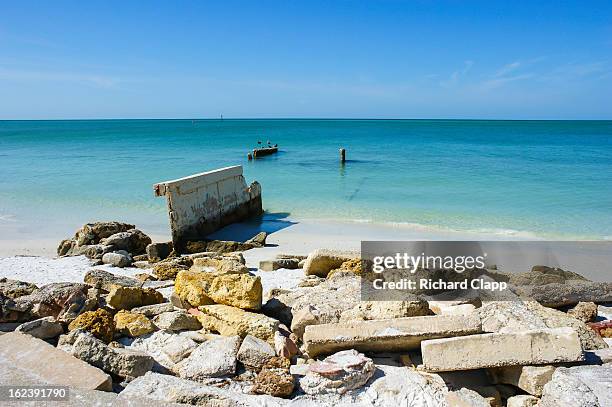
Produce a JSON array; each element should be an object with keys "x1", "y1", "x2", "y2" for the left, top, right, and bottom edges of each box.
[{"x1": 1, "y1": 119, "x2": 611, "y2": 239}]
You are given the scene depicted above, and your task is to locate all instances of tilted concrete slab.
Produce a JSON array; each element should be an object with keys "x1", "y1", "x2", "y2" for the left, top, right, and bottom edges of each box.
[
  {"x1": 0, "y1": 332, "x2": 112, "y2": 391},
  {"x1": 302, "y1": 314, "x2": 482, "y2": 357},
  {"x1": 488, "y1": 365, "x2": 556, "y2": 396},
  {"x1": 421, "y1": 327, "x2": 583, "y2": 372},
  {"x1": 154, "y1": 166, "x2": 262, "y2": 252}
]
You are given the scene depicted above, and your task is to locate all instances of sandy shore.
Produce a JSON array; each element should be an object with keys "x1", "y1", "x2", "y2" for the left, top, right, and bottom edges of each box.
[{"x1": 1, "y1": 217, "x2": 610, "y2": 283}]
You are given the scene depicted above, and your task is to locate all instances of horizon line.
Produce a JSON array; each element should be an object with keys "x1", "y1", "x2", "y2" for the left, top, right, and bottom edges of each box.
[{"x1": 1, "y1": 117, "x2": 612, "y2": 122}]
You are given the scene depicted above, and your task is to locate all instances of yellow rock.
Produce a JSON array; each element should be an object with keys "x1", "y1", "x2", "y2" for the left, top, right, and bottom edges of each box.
[
  {"x1": 197, "y1": 304, "x2": 279, "y2": 344},
  {"x1": 175, "y1": 270, "x2": 262, "y2": 310},
  {"x1": 106, "y1": 286, "x2": 165, "y2": 310},
  {"x1": 327, "y1": 258, "x2": 363, "y2": 279},
  {"x1": 191, "y1": 257, "x2": 248, "y2": 274},
  {"x1": 68, "y1": 308, "x2": 114, "y2": 343},
  {"x1": 114, "y1": 311, "x2": 156, "y2": 337},
  {"x1": 174, "y1": 270, "x2": 215, "y2": 308},
  {"x1": 153, "y1": 262, "x2": 188, "y2": 280}
]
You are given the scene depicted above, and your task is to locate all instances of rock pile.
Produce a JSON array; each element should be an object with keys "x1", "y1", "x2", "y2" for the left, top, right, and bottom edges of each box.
[{"x1": 2, "y1": 229, "x2": 611, "y2": 406}]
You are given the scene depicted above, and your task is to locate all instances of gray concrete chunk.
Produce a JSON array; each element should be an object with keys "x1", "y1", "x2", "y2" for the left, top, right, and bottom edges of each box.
[{"x1": 303, "y1": 314, "x2": 482, "y2": 357}]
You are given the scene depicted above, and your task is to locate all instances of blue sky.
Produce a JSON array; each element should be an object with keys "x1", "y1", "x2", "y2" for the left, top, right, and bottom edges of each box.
[{"x1": 0, "y1": 1, "x2": 611, "y2": 119}]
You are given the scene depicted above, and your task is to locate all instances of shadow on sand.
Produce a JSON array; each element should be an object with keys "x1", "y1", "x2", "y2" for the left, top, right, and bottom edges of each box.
[{"x1": 206, "y1": 212, "x2": 297, "y2": 243}]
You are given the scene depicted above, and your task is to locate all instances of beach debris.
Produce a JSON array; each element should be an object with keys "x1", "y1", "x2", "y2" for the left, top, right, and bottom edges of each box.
[
  {"x1": 253, "y1": 356, "x2": 294, "y2": 397},
  {"x1": 304, "y1": 314, "x2": 482, "y2": 357},
  {"x1": 196, "y1": 304, "x2": 279, "y2": 344},
  {"x1": 60, "y1": 329, "x2": 154, "y2": 380},
  {"x1": 15, "y1": 316, "x2": 64, "y2": 339},
  {"x1": 302, "y1": 248, "x2": 360, "y2": 277},
  {"x1": 237, "y1": 334, "x2": 276, "y2": 371},
  {"x1": 507, "y1": 395, "x2": 539, "y2": 407},
  {"x1": 152, "y1": 310, "x2": 201, "y2": 332},
  {"x1": 10, "y1": 282, "x2": 93, "y2": 323},
  {"x1": 114, "y1": 311, "x2": 156, "y2": 337},
  {"x1": 0, "y1": 331, "x2": 113, "y2": 391},
  {"x1": 539, "y1": 364, "x2": 612, "y2": 407},
  {"x1": 421, "y1": 327, "x2": 583, "y2": 372},
  {"x1": 68, "y1": 308, "x2": 115, "y2": 343},
  {"x1": 588, "y1": 320, "x2": 612, "y2": 338},
  {"x1": 339, "y1": 298, "x2": 431, "y2": 322},
  {"x1": 175, "y1": 335, "x2": 241, "y2": 380},
  {"x1": 300, "y1": 349, "x2": 376, "y2": 395},
  {"x1": 153, "y1": 166, "x2": 262, "y2": 253},
  {"x1": 106, "y1": 286, "x2": 165, "y2": 311}
]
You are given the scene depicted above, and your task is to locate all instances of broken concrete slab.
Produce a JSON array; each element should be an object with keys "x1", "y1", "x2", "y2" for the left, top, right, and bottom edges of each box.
[
  {"x1": 15, "y1": 316, "x2": 64, "y2": 339},
  {"x1": 303, "y1": 314, "x2": 482, "y2": 357},
  {"x1": 0, "y1": 332, "x2": 112, "y2": 391},
  {"x1": 421, "y1": 327, "x2": 583, "y2": 372},
  {"x1": 488, "y1": 365, "x2": 556, "y2": 396},
  {"x1": 303, "y1": 248, "x2": 359, "y2": 277},
  {"x1": 154, "y1": 166, "x2": 262, "y2": 252}
]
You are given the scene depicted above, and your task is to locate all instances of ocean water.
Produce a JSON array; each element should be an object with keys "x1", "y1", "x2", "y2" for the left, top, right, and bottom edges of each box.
[{"x1": 1, "y1": 119, "x2": 611, "y2": 240}]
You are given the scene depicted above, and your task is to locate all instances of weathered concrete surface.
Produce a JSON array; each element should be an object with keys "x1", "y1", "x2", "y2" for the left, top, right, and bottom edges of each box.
[
  {"x1": 303, "y1": 314, "x2": 482, "y2": 357},
  {"x1": 154, "y1": 166, "x2": 262, "y2": 251},
  {"x1": 488, "y1": 365, "x2": 556, "y2": 396},
  {"x1": 421, "y1": 328, "x2": 583, "y2": 372},
  {"x1": 0, "y1": 332, "x2": 112, "y2": 391},
  {"x1": 540, "y1": 364, "x2": 612, "y2": 407}
]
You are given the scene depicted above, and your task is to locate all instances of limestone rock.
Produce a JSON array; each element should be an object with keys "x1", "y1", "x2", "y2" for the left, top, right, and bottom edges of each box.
[
  {"x1": 153, "y1": 311, "x2": 202, "y2": 331},
  {"x1": 12, "y1": 282, "x2": 92, "y2": 323},
  {"x1": 62, "y1": 330, "x2": 154, "y2": 379},
  {"x1": 114, "y1": 311, "x2": 156, "y2": 337},
  {"x1": 58, "y1": 221, "x2": 135, "y2": 258},
  {"x1": 106, "y1": 286, "x2": 164, "y2": 310},
  {"x1": 196, "y1": 304, "x2": 279, "y2": 344},
  {"x1": 300, "y1": 349, "x2": 376, "y2": 395},
  {"x1": 84, "y1": 269, "x2": 140, "y2": 291},
  {"x1": 175, "y1": 335, "x2": 241, "y2": 380},
  {"x1": 445, "y1": 388, "x2": 492, "y2": 407},
  {"x1": 540, "y1": 364, "x2": 612, "y2": 407},
  {"x1": 254, "y1": 356, "x2": 294, "y2": 397},
  {"x1": 519, "y1": 281, "x2": 612, "y2": 308},
  {"x1": 146, "y1": 241, "x2": 173, "y2": 262},
  {"x1": 153, "y1": 260, "x2": 190, "y2": 280},
  {"x1": 237, "y1": 334, "x2": 276, "y2": 371},
  {"x1": 68, "y1": 308, "x2": 115, "y2": 343},
  {"x1": 568, "y1": 301, "x2": 598, "y2": 323},
  {"x1": 131, "y1": 302, "x2": 175, "y2": 317},
  {"x1": 259, "y1": 259, "x2": 300, "y2": 271},
  {"x1": 100, "y1": 229, "x2": 152, "y2": 255},
  {"x1": 102, "y1": 251, "x2": 132, "y2": 268},
  {"x1": 174, "y1": 270, "x2": 215, "y2": 307},
  {"x1": 509, "y1": 265, "x2": 589, "y2": 286},
  {"x1": 175, "y1": 269, "x2": 262, "y2": 310},
  {"x1": 327, "y1": 258, "x2": 362, "y2": 279},
  {"x1": 208, "y1": 273, "x2": 262, "y2": 310},
  {"x1": 245, "y1": 231, "x2": 267, "y2": 247},
  {"x1": 16, "y1": 316, "x2": 64, "y2": 339},
  {"x1": 0, "y1": 278, "x2": 38, "y2": 299},
  {"x1": 303, "y1": 249, "x2": 359, "y2": 277},
  {"x1": 191, "y1": 256, "x2": 249, "y2": 274}
]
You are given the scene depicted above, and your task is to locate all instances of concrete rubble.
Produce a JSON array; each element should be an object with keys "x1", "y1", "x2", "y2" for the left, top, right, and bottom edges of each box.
[{"x1": 1, "y1": 219, "x2": 611, "y2": 406}]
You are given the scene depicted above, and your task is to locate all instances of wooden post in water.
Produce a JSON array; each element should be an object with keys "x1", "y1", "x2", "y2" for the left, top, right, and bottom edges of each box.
[{"x1": 339, "y1": 148, "x2": 346, "y2": 163}]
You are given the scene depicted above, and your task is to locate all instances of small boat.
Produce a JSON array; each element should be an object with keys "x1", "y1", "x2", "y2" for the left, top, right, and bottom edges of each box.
[{"x1": 252, "y1": 145, "x2": 278, "y2": 158}]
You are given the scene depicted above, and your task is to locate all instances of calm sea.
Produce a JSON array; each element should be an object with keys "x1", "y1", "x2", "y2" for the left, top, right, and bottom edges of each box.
[{"x1": 1, "y1": 119, "x2": 611, "y2": 240}]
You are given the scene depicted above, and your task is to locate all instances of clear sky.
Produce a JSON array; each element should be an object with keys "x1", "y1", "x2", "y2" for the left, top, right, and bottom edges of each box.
[{"x1": 1, "y1": 1, "x2": 611, "y2": 119}]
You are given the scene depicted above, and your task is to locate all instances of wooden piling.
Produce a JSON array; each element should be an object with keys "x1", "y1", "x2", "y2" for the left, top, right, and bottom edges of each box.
[{"x1": 339, "y1": 148, "x2": 346, "y2": 163}]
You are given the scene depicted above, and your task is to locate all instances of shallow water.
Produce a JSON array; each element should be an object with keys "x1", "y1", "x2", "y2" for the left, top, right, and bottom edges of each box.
[{"x1": 1, "y1": 119, "x2": 611, "y2": 239}]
